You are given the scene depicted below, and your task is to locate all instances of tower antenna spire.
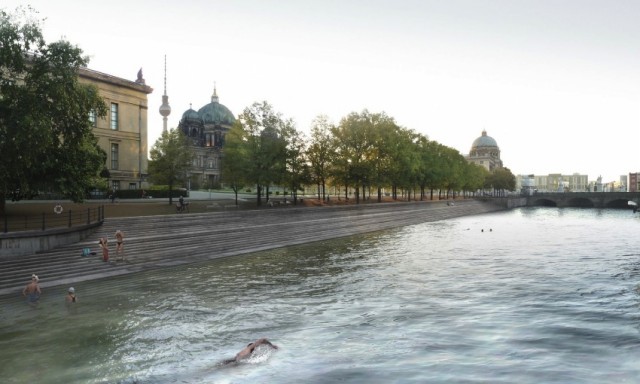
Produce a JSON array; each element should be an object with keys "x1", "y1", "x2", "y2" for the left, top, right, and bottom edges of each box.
[{"x1": 159, "y1": 54, "x2": 171, "y2": 132}]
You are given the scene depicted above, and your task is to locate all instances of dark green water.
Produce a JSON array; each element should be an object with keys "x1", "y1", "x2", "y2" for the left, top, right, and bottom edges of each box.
[{"x1": 1, "y1": 208, "x2": 639, "y2": 383}]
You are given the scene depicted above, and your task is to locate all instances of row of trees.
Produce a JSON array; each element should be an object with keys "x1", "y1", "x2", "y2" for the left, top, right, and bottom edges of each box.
[{"x1": 213, "y1": 102, "x2": 516, "y2": 206}]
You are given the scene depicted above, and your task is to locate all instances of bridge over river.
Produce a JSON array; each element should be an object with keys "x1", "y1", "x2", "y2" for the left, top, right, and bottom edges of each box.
[{"x1": 526, "y1": 192, "x2": 640, "y2": 208}]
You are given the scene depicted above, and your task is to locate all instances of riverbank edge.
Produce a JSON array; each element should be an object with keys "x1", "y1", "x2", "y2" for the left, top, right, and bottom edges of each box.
[{"x1": 1, "y1": 199, "x2": 511, "y2": 297}]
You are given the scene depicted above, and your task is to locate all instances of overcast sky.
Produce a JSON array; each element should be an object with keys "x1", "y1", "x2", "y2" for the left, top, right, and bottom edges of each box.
[{"x1": 5, "y1": 0, "x2": 640, "y2": 182}]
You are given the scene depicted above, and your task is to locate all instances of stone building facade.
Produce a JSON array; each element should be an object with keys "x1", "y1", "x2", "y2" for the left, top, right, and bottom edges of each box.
[{"x1": 78, "y1": 67, "x2": 153, "y2": 192}]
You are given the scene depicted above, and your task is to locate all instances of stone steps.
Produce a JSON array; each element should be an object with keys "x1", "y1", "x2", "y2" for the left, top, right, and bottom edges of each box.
[{"x1": 0, "y1": 200, "x2": 503, "y2": 296}]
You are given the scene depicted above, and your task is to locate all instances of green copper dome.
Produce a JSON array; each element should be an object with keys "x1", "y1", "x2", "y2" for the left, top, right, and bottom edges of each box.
[
  {"x1": 181, "y1": 108, "x2": 201, "y2": 123},
  {"x1": 197, "y1": 101, "x2": 235, "y2": 126},
  {"x1": 471, "y1": 130, "x2": 498, "y2": 148}
]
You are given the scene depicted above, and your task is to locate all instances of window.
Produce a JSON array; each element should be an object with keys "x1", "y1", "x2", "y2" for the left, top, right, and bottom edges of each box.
[
  {"x1": 110, "y1": 103, "x2": 119, "y2": 130},
  {"x1": 88, "y1": 109, "x2": 97, "y2": 127},
  {"x1": 111, "y1": 143, "x2": 119, "y2": 170},
  {"x1": 111, "y1": 180, "x2": 120, "y2": 191},
  {"x1": 129, "y1": 183, "x2": 137, "y2": 190}
]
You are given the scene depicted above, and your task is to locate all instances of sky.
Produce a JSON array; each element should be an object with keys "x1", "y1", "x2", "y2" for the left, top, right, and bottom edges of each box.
[{"x1": 4, "y1": 0, "x2": 640, "y2": 183}]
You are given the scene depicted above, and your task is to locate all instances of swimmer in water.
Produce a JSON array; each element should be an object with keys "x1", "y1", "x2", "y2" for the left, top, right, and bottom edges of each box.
[{"x1": 221, "y1": 338, "x2": 278, "y2": 365}]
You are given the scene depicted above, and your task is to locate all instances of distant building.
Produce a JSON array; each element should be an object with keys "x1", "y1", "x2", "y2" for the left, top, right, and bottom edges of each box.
[
  {"x1": 516, "y1": 173, "x2": 589, "y2": 193},
  {"x1": 629, "y1": 173, "x2": 640, "y2": 192},
  {"x1": 78, "y1": 67, "x2": 153, "y2": 192},
  {"x1": 618, "y1": 175, "x2": 628, "y2": 192},
  {"x1": 465, "y1": 130, "x2": 503, "y2": 172},
  {"x1": 176, "y1": 86, "x2": 235, "y2": 189},
  {"x1": 520, "y1": 174, "x2": 535, "y2": 195}
]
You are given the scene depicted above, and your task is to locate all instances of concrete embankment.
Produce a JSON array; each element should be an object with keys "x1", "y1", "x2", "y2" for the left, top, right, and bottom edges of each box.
[{"x1": 0, "y1": 199, "x2": 505, "y2": 296}]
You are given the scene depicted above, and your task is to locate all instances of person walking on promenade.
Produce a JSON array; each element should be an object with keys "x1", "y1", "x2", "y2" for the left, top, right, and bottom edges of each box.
[
  {"x1": 99, "y1": 237, "x2": 109, "y2": 262},
  {"x1": 22, "y1": 274, "x2": 41, "y2": 306},
  {"x1": 115, "y1": 230, "x2": 125, "y2": 261}
]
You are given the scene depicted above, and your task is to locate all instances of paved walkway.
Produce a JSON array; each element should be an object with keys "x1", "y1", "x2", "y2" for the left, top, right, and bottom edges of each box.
[{"x1": 0, "y1": 199, "x2": 505, "y2": 297}]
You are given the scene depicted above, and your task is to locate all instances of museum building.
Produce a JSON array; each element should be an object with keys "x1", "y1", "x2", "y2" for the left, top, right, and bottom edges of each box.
[{"x1": 78, "y1": 67, "x2": 153, "y2": 192}]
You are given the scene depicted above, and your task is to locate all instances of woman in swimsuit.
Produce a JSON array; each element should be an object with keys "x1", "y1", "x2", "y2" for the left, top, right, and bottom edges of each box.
[
  {"x1": 115, "y1": 230, "x2": 125, "y2": 261},
  {"x1": 99, "y1": 237, "x2": 109, "y2": 262}
]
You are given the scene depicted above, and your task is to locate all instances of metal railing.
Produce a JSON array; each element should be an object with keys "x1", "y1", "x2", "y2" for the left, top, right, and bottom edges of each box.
[{"x1": 2, "y1": 205, "x2": 104, "y2": 233}]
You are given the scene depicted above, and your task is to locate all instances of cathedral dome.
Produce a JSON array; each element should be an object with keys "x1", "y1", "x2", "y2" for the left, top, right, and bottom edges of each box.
[
  {"x1": 181, "y1": 107, "x2": 201, "y2": 123},
  {"x1": 471, "y1": 130, "x2": 498, "y2": 149},
  {"x1": 196, "y1": 87, "x2": 235, "y2": 126},
  {"x1": 197, "y1": 101, "x2": 235, "y2": 126}
]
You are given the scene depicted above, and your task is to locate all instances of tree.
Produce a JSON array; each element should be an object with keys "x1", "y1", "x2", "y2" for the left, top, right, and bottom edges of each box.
[
  {"x1": 0, "y1": 7, "x2": 108, "y2": 214},
  {"x1": 148, "y1": 128, "x2": 194, "y2": 204},
  {"x1": 281, "y1": 123, "x2": 309, "y2": 204},
  {"x1": 233, "y1": 101, "x2": 291, "y2": 206},
  {"x1": 487, "y1": 167, "x2": 516, "y2": 196},
  {"x1": 221, "y1": 121, "x2": 249, "y2": 205},
  {"x1": 331, "y1": 110, "x2": 378, "y2": 204},
  {"x1": 307, "y1": 115, "x2": 334, "y2": 201}
]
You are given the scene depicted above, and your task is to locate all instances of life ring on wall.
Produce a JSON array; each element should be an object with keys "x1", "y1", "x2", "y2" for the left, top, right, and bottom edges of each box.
[{"x1": 54, "y1": 204, "x2": 64, "y2": 214}]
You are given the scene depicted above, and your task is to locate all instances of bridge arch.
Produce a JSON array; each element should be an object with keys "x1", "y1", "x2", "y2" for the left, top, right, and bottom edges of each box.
[
  {"x1": 604, "y1": 199, "x2": 631, "y2": 209},
  {"x1": 531, "y1": 199, "x2": 557, "y2": 207},
  {"x1": 565, "y1": 198, "x2": 594, "y2": 208}
]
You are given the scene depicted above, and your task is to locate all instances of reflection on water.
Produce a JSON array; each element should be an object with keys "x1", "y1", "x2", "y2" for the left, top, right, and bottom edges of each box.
[{"x1": 1, "y1": 208, "x2": 640, "y2": 383}]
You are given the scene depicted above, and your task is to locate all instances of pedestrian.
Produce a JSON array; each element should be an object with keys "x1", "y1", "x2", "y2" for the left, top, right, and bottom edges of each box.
[
  {"x1": 99, "y1": 237, "x2": 109, "y2": 262},
  {"x1": 22, "y1": 274, "x2": 41, "y2": 306},
  {"x1": 115, "y1": 230, "x2": 125, "y2": 261}
]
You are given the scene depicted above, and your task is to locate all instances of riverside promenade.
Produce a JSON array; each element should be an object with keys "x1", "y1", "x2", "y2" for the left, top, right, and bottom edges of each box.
[{"x1": 0, "y1": 199, "x2": 505, "y2": 297}]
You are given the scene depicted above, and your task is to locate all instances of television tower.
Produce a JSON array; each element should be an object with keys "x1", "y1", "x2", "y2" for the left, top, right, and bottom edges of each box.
[{"x1": 159, "y1": 55, "x2": 171, "y2": 132}]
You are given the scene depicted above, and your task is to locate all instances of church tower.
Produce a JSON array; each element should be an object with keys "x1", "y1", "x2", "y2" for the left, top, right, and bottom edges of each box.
[{"x1": 158, "y1": 55, "x2": 171, "y2": 132}]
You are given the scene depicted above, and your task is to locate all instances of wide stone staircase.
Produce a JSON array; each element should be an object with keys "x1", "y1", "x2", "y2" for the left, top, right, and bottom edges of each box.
[{"x1": 0, "y1": 200, "x2": 504, "y2": 296}]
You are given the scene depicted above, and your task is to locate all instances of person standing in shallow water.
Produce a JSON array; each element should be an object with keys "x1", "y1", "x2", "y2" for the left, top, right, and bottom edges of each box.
[
  {"x1": 22, "y1": 274, "x2": 41, "y2": 306},
  {"x1": 99, "y1": 237, "x2": 109, "y2": 262},
  {"x1": 65, "y1": 287, "x2": 77, "y2": 304},
  {"x1": 65, "y1": 287, "x2": 78, "y2": 314},
  {"x1": 115, "y1": 230, "x2": 125, "y2": 261}
]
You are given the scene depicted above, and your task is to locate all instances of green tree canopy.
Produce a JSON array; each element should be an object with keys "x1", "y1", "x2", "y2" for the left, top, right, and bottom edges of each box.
[
  {"x1": 230, "y1": 101, "x2": 292, "y2": 206},
  {"x1": 148, "y1": 128, "x2": 194, "y2": 204},
  {"x1": 487, "y1": 167, "x2": 516, "y2": 196},
  {"x1": 307, "y1": 115, "x2": 335, "y2": 200},
  {"x1": 0, "y1": 7, "x2": 107, "y2": 214}
]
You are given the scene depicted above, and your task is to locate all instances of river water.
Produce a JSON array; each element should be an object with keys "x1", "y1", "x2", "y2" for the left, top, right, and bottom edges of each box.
[{"x1": 1, "y1": 207, "x2": 639, "y2": 383}]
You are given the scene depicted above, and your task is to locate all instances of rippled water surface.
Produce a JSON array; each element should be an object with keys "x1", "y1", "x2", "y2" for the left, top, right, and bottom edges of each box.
[{"x1": 1, "y1": 207, "x2": 640, "y2": 383}]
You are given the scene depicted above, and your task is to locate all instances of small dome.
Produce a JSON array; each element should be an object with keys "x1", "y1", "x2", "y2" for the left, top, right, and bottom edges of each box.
[
  {"x1": 181, "y1": 108, "x2": 201, "y2": 123},
  {"x1": 198, "y1": 102, "x2": 235, "y2": 126},
  {"x1": 471, "y1": 130, "x2": 498, "y2": 148}
]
